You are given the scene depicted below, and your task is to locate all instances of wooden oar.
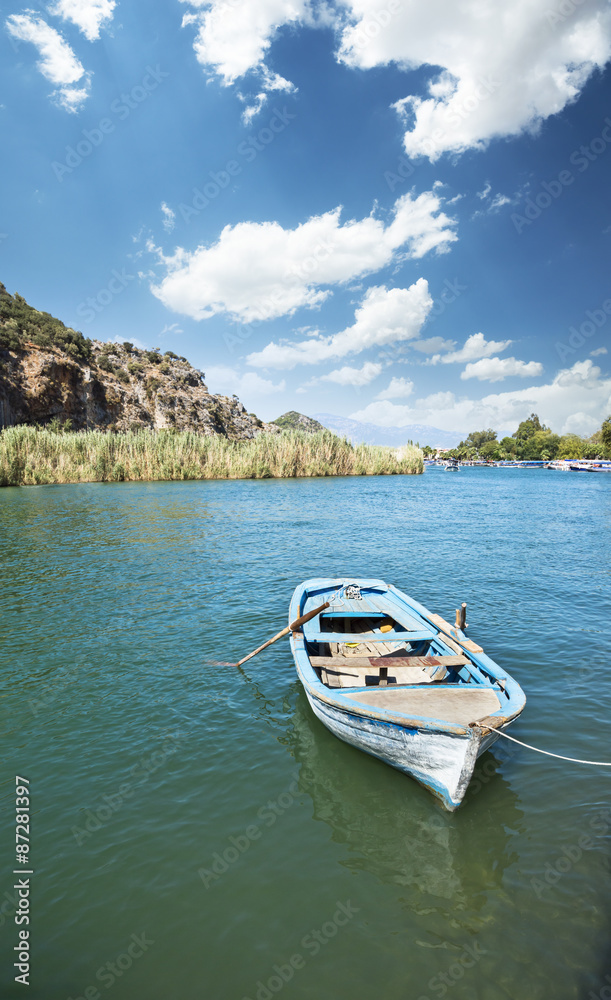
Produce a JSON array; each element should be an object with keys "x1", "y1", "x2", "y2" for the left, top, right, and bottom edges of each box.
[{"x1": 230, "y1": 601, "x2": 330, "y2": 668}]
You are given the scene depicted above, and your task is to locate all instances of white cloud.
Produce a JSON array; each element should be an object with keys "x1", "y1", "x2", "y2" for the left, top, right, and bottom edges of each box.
[
  {"x1": 247, "y1": 281, "x2": 432, "y2": 368},
  {"x1": 205, "y1": 365, "x2": 286, "y2": 398},
  {"x1": 320, "y1": 361, "x2": 382, "y2": 387},
  {"x1": 151, "y1": 191, "x2": 456, "y2": 323},
  {"x1": 47, "y1": 0, "x2": 116, "y2": 41},
  {"x1": 239, "y1": 91, "x2": 267, "y2": 123},
  {"x1": 6, "y1": 13, "x2": 90, "y2": 111},
  {"x1": 461, "y1": 356, "x2": 544, "y2": 382},
  {"x1": 180, "y1": 0, "x2": 309, "y2": 88},
  {"x1": 350, "y1": 361, "x2": 611, "y2": 437},
  {"x1": 431, "y1": 332, "x2": 512, "y2": 365},
  {"x1": 591, "y1": 346, "x2": 608, "y2": 357},
  {"x1": 161, "y1": 202, "x2": 176, "y2": 232},
  {"x1": 338, "y1": 1, "x2": 611, "y2": 160},
  {"x1": 376, "y1": 376, "x2": 414, "y2": 399}
]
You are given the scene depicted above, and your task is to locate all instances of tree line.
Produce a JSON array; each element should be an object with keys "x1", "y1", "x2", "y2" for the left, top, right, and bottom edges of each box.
[{"x1": 422, "y1": 413, "x2": 611, "y2": 461}]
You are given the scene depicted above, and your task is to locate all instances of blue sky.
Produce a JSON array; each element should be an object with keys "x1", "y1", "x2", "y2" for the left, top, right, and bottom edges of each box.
[{"x1": 2, "y1": 0, "x2": 611, "y2": 437}]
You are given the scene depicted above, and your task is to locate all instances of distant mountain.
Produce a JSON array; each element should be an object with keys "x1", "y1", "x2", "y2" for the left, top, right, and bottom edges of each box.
[
  {"x1": 312, "y1": 413, "x2": 465, "y2": 449},
  {"x1": 272, "y1": 411, "x2": 325, "y2": 433}
]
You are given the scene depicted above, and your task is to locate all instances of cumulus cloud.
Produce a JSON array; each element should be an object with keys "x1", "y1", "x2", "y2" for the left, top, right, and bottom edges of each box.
[
  {"x1": 6, "y1": 13, "x2": 90, "y2": 111},
  {"x1": 591, "y1": 346, "x2": 607, "y2": 356},
  {"x1": 205, "y1": 365, "x2": 286, "y2": 398},
  {"x1": 430, "y1": 332, "x2": 512, "y2": 365},
  {"x1": 350, "y1": 361, "x2": 611, "y2": 437},
  {"x1": 151, "y1": 191, "x2": 455, "y2": 323},
  {"x1": 320, "y1": 361, "x2": 382, "y2": 386},
  {"x1": 461, "y1": 356, "x2": 544, "y2": 382},
  {"x1": 48, "y1": 0, "x2": 116, "y2": 41},
  {"x1": 376, "y1": 376, "x2": 414, "y2": 399},
  {"x1": 338, "y1": 0, "x2": 611, "y2": 160},
  {"x1": 180, "y1": 0, "x2": 309, "y2": 88},
  {"x1": 247, "y1": 281, "x2": 432, "y2": 368}
]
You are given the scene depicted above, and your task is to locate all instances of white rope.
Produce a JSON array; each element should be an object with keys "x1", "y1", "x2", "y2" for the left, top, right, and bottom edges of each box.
[{"x1": 484, "y1": 727, "x2": 611, "y2": 766}]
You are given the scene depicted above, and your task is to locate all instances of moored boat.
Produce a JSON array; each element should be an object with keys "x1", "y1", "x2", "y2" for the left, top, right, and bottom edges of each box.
[{"x1": 289, "y1": 579, "x2": 526, "y2": 811}]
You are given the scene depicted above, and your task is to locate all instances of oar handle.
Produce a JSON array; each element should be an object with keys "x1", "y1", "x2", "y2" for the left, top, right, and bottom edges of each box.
[
  {"x1": 235, "y1": 601, "x2": 330, "y2": 667},
  {"x1": 289, "y1": 601, "x2": 330, "y2": 631}
]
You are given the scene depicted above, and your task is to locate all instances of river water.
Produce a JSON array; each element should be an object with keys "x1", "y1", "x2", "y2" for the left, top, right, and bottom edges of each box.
[{"x1": 1, "y1": 468, "x2": 610, "y2": 1000}]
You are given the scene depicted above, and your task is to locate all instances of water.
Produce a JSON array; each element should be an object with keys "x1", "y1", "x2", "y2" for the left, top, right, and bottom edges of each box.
[{"x1": 0, "y1": 469, "x2": 610, "y2": 1000}]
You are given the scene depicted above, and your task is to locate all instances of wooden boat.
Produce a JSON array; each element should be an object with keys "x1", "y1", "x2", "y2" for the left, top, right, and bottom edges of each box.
[{"x1": 289, "y1": 579, "x2": 526, "y2": 811}]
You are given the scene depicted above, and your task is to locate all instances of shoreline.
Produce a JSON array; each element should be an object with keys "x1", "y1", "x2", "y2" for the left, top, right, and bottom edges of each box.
[{"x1": 0, "y1": 426, "x2": 424, "y2": 487}]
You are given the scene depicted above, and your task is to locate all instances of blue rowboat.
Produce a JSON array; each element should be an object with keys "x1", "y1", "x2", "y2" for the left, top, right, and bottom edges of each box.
[{"x1": 289, "y1": 579, "x2": 526, "y2": 811}]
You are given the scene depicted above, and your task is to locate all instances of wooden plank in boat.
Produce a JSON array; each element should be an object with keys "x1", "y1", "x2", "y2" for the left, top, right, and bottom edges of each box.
[
  {"x1": 303, "y1": 630, "x2": 436, "y2": 643},
  {"x1": 428, "y1": 614, "x2": 484, "y2": 653},
  {"x1": 342, "y1": 687, "x2": 501, "y2": 725},
  {"x1": 310, "y1": 655, "x2": 468, "y2": 668},
  {"x1": 320, "y1": 664, "x2": 437, "y2": 689}
]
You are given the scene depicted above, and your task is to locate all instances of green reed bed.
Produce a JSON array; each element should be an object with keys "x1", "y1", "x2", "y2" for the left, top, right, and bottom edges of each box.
[{"x1": 0, "y1": 426, "x2": 423, "y2": 486}]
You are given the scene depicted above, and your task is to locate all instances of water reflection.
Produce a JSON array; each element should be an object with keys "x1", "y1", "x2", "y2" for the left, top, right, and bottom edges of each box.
[{"x1": 284, "y1": 690, "x2": 525, "y2": 919}]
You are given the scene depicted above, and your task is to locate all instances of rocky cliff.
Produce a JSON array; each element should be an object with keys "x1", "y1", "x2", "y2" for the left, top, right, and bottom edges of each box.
[
  {"x1": 0, "y1": 284, "x2": 275, "y2": 438},
  {"x1": 0, "y1": 340, "x2": 277, "y2": 438}
]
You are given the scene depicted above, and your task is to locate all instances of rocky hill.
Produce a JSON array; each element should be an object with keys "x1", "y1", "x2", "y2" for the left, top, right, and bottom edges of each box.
[
  {"x1": 0, "y1": 283, "x2": 275, "y2": 438},
  {"x1": 272, "y1": 411, "x2": 325, "y2": 433}
]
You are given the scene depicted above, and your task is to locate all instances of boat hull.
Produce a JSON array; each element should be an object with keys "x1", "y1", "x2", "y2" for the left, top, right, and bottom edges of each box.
[{"x1": 304, "y1": 688, "x2": 501, "y2": 811}]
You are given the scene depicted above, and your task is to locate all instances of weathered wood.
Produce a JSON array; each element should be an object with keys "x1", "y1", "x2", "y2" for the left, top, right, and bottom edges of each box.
[
  {"x1": 428, "y1": 613, "x2": 484, "y2": 654},
  {"x1": 455, "y1": 603, "x2": 467, "y2": 630},
  {"x1": 310, "y1": 655, "x2": 468, "y2": 668},
  {"x1": 343, "y1": 687, "x2": 502, "y2": 725},
  {"x1": 304, "y1": 630, "x2": 436, "y2": 643}
]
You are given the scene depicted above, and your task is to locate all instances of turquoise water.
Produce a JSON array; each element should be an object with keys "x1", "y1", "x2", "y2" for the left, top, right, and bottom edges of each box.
[{"x1": 1, "y1": 469, "x2": 610, "y2": 1000}]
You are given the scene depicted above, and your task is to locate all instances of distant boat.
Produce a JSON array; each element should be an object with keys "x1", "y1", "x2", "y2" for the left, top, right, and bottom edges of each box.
[
  {"x1": 444, "y1": 459, "x2": 460, "y2": 471},
  {"x1": 289, "y1": 579, "x2": 526, "y2": 811}
]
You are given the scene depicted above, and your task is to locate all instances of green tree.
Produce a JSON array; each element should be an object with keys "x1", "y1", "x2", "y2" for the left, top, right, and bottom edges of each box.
[
  {"x1": 458, "y1": 428, "x2": 497, "y2": 451},
  {"x1": 512, "y1": 413, "x2": 546, "y2": 441},
  {"x1": 522, "y1": 430, "x2": 559, "y2": 460},
  {"x1": 601, "y1": 416, "x2": 611, "y2": 456}
]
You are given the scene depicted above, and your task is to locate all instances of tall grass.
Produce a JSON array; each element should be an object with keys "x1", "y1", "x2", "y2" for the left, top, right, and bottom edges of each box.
[{"x1": 0, "y1": 427, "x2": 423, "y2": 486}]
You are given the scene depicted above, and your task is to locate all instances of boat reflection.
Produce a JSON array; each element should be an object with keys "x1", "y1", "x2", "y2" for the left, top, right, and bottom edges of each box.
[{"x1": 284, "y1": 690, "x2": 525, "y2": 913}]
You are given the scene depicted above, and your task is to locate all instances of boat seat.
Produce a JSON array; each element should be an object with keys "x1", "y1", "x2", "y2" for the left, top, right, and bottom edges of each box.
[
  {"x1": 342, "y1": 687, "x2": 502, "y2": 725},
  {"x1": 313, "y1": 655, "x2": 466, "y2": 689}
]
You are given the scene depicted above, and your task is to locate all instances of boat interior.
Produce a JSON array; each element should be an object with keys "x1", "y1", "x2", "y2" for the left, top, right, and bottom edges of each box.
[{"x1": 302, "y1": 606, "x2": 509, "y2": 723}]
